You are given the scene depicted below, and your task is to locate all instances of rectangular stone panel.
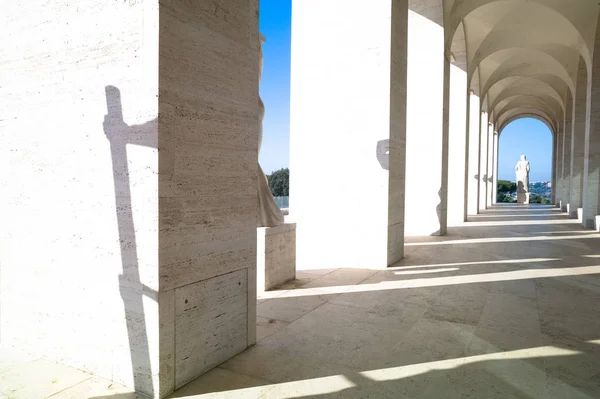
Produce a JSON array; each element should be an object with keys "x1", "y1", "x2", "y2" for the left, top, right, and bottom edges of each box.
[{"x1": 174, "y1": 269, "x2": 248, "y2": 389}]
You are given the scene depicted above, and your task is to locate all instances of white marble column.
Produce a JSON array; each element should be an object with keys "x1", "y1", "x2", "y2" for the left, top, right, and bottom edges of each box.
[
  {"x1": 492, "y1": 130, "x2": 499, "y2": 205},
  {"x1": 479, "y1": 111, "x2": 489, "y2": 212},
  {"x1": 405, "y1": 5, "x2": 445, "y2": 236},
  {"x1": 562, "y1": 93, "x2": 574, "y2": 211},
  {"x1": 583, "y1": 15, "x2": 600, "y2": 229},
  {"x1": 551, "y1": 124, "x2": 558, "y2": 204},
  {"x1": 290, "y1": 0, "x2": 407, "y2": 268},
  {"x1": 467, "y1": 92, "x2": 481, "y2": 216},
  {"x1": 569, "y1": 59, "x2": 588, "y2": 219},
  {"x1": 447, "y1": 64, "x2": 468, "y2": 226},
  {"x1": 554, "y1": 125, "x2": 565, "y2": 208},
  {"x1": 487, "y1": 123, "x2": 495, "y2": 207}
]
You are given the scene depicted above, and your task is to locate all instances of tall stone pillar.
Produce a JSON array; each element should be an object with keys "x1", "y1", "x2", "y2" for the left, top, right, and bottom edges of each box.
[
  {"x1": 569, "y1": 59, "x2": 588, "y2": 218},
  {"x1": 290, "y1": 0, "x2": 407, "y2": 268},
  {"x1": 466, "y1": 92, "x2": 481, "y2": 216},
  {"x1": 479, "y1": 111, "x2": 489, "y2": 212},
  {"x1": 447, "y1": 63, "x2": 468, "y2": 226},
  {"x1": 582, "y1": 16, "x2": 600, "y2": 229},
  {"x1": 562, "y1": 93, "x2": 574, "y2": 211},
  {"x1": 492, "y1": 130, "x2": 499, "y2": 205},
  {"x1": 404, "y1": 3, "x2": 446, "y2": 236},
  {"x1": 555, "y1": 125, "x2": 564, "y2": 206},
  {"x1": 0, "y1": 1, "x2": 259, "y2": 398},
  {"x1": 487, "y1": 123, "x2": 495, "y2": 207}
]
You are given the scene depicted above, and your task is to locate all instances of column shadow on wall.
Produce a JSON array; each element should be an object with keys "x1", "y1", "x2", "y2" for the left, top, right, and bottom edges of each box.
[{"x1": 101, "y1": 85, "x2": 158, "y2": 397}]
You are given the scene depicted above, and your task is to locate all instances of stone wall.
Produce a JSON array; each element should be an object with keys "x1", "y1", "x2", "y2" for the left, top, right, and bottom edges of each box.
[
  {"x1": 0, "y1": 0, "x2": 160, "y2": 394},
  {"x1": 1, "y1": 1, "x2": 259, "y2": 397}
]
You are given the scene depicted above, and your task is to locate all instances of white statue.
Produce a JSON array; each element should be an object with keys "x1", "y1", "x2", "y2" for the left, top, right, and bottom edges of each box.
[
  {"x1": 515, "y1": 154, "x2": 531, "y2": 203},
  {"x1": 257, "y1": 33, "x2": 284, "y2": 227}
]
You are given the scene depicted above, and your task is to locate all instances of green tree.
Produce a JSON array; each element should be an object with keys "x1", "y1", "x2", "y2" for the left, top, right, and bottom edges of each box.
[
  {"x1": 497, "y1": 180, "x2": 516, "y2": 203},
  {"x1": 267, "y1": 168, "x2": 289, "y2": 197},
  {"x1": 529, "y1": 194, "x2": 543, "y2": 203}
]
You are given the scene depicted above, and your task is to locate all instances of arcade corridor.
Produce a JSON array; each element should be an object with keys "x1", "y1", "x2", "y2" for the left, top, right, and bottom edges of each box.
[{"x1": 2, "y1": 204, "x2": 600, "y2": 398}]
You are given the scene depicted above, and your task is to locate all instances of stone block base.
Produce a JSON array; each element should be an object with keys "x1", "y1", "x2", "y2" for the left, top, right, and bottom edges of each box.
[
  {"x1": 577, "y1": 208, "x2": 583, "y2": 223},
  {"x1": 257, "y1": 223, "x2": 296, "y2": 292},
  {"x1": 560, "y1": 200, "x2": 567, "y2": 212},
  {"x1": 595, "y1": 216, "x2": 600, "y2": 232},
  {"x1": 517, "y1": 192, "x2": 529, "y2": 204}
]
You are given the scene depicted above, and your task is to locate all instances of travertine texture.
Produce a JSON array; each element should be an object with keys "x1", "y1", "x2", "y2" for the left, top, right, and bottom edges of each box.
[
  {"x1": 487, "y1": 125, "x2": 494, "y2": 207},
  {"x1": 1, "y1": 1, "x2": 258, "y2": 398},
  {"x1": 492, "y1": 132, "x2": 499, "y2": 204},
  {"x1": 174, "y1": 270, "x2": 248, "y2": 389},
  {"x1": 562, "y1": 94, "x2": 574, "y2": 211},
  {"x1": 555, "y1": 127, "x2": 564, "y2": 206},
  {"x1": 257, "y1": 224, "x2": 297, "y2": 291},
  {"x1": 447, "y1": 65, "x2": 468, "y2": 226},
  {"x1": 478, "y1": 112, "x2": 489, "y2": 212},
  {"x1": 405, "y1": 4, "x2": 446, "y2": 236},
  {"x1": 583, "y1": 14, "x2": 600, "y2": 229},
  {"x1": 569, "y1": 59, "x2": 587, "y2": 218},
  {"x1": 467, "y1": 94, "x2": 481, "y2": 216},
  {"x1": 158, "y1": 0, "x2": 259, "y2": 396},
  {"x1": 290, "y1": 0, "x2": 407, "y2": 268},
  {"x1": 0, "y1": 0, "x2": 160, "y2": 396}
]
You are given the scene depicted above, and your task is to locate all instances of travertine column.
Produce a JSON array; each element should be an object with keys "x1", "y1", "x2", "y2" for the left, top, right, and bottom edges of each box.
[
  {"x1": 0, "y1": 2, "x2": 260, "y2": 398},
  {"x1": 492, "y1": 130, "x2": 499, "y2": 204},
  {"x1": 290, "y1": 0, "x2": 407, "y2": 268},
  {"x1": 555, "y1": 125, "x2": 563, "y2": 206},
  {"x1": 569, "y1": 59, "x2": 588, "y2": 218},
  {"x1": 405, "y1": 4, "x2": 446, "y2": 236},
  {"x1": 467, "y1": 92, "x2": 481, "y2": 215},
  {"x1": 583, "y1": 16, "x2": 600, "y2": 229},
  {"x1": 562, "y1": 93, "x2": 574, "y2": 211},
  {"x1": 487, "y1": 123, "x2": 495, "y2": 207},
  {"x1": 479, "y1": 111, "x2": 489, "y2": 212},
  {"x1": 447, "y1": 64, "x2": 468, "y2": 226},
  {"x1": 551, "y1": 124, "x2": 558, "y2": 204}
]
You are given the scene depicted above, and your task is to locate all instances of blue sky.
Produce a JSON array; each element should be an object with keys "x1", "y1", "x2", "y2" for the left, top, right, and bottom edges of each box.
[
  {"x1": 498, "y1": 118, "x2": 552, "y2": 182},
  {"x1": 258, "y1": 0, "x2": 291, "y2": 174},
  {"x1": 259, "y1": 1, "x2": 552, "y2": 182}
]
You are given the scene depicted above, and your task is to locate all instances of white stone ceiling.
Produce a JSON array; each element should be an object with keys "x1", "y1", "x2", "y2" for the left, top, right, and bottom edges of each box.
[{"x1": 444, "y1": 0, "x2": 600, "y2": 133}]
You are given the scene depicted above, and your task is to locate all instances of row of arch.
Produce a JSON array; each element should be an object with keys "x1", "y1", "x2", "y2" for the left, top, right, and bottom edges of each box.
[{"x1": 438, "y1": 0, "x2": 600, "y2": 133}]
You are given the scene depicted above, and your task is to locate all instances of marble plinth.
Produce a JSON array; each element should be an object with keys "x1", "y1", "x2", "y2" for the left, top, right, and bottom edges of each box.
[
  {"x1": 257, "y1": 223, "x2": 296, "y2": 292},
  {"x1": 560, "y1": 200, "x2": 567, "y2": 212},
  {"x1": 517, "y1": 193, "x2": 530, "y2": 204}
]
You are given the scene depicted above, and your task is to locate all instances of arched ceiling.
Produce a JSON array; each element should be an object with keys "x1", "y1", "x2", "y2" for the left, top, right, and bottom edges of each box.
[{"x1": 445, "y1": 0, "x2": 600, "y2": 128}]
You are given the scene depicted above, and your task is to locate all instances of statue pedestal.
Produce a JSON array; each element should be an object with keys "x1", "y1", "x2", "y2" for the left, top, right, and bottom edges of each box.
[
  {"x1": 517, "y1": 192, "x2": 529, "y2": 204},
  {"x1": 257, "y1": 223, "x2": 296, "y2": 292}
]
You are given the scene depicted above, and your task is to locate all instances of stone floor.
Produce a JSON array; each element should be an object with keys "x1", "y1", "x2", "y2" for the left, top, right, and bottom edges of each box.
[{"x1": 3, "y1": 204, "x2": 600, "y2": 398}]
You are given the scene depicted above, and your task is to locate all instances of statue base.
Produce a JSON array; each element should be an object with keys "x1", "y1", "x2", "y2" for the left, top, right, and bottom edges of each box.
[
  {"x1": 257, "y1": 223, "x2": 296, "y2": 292},
  {"x1": 517, "y1": 192, "x2": 529, "y2": 204}
]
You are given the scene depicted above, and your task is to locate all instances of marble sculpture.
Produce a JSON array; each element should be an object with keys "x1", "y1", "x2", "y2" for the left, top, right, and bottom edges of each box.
[{"x1": 257, "y1": 33, "x2": 285, "y2": 227}]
